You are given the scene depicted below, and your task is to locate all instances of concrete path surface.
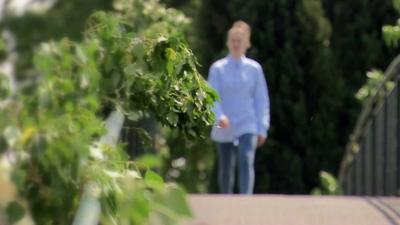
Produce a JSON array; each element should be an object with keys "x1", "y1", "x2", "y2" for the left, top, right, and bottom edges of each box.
[{"x1": 184, "y1": 195, "x2": 400, "y2": 225}]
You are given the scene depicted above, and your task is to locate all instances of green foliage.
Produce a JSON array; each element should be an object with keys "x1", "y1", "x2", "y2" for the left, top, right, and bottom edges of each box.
[
  {"x1": 0, "y1": 75, "x2": 11, "y2": 100},
  {"x1": 161, "y1": 128, "x2": 215, "y2": 193},
  {"x1": 356, "y1": 70, "x2": 394, "y2": 102},
  {"x1": 395, "y1": 0, "x2": 400, "y2": 12},
  {"x1": 383, "y1": 0, "x2": 400, "y2": 47},
  {"x1": 383, "y1": 20, "x2": 400, "y2": 47},
  {"x1": 311, "y1": 171, "x2": 342, "y2": 195},
  {"x1": 4, "y1": 0, "x2": 113, "y2": 79},
  {"x1": 145, "y1": 170, "x2": 165, "y2": 190},
  {"x1": 81, "y1": 4, "x2": 217, "y2": 138},
  {"x1": 0, "y1": 0, "x2": 217, "y2": 224},
  {"x1": 5, "y1": 201, "x2": 25, "y2": 224},
  {"x1": 0, "y1": 36, "x2": 7, "y2": 61}
]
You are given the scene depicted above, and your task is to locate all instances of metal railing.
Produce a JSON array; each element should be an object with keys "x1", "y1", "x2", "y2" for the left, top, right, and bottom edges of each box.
[
  {"x1": 72, "y1": 111, "x2": 125, "y2": 225},
  {"x1": 339, "y1": 55, "x2": 400, "y2": 196}
]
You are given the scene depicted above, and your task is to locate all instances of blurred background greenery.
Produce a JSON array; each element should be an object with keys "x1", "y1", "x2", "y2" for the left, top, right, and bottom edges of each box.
[
  {"x1": 2, "y1": 0, "x2": 400, "y2": 196},
  {"x1": 161, "y1": 0, "x2": 400, "y2": 194}
]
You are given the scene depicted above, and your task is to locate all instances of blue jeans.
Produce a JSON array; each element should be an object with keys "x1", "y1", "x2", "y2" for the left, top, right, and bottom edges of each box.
[{"x1": 216, "y1": 133, "x2": 258, "y2": 194}]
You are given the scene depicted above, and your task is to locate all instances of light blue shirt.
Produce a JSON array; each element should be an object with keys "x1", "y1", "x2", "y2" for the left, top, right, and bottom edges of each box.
[{"x1": 208, "y1": 55, "x2": 270, "y2": 143}]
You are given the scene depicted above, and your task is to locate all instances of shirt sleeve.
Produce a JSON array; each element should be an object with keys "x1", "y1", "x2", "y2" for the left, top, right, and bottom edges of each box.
[
  {"x1": 254, "y1": 64, "x2": 270, "y2": 137},
  {"x1": 207, "y1": 65, "x2": 224, "y2": 120}
]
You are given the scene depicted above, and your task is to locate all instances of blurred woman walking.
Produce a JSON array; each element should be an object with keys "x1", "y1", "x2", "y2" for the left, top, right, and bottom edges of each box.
[{"x1": 208, "y1": 21, "x2": 270, "y2": 194}]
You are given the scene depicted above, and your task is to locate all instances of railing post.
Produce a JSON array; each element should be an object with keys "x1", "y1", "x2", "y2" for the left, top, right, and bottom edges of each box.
[
  {"x1": 364, "y1": 122, "x2": 373, "y2": 195},
  {"x1": 383, "y1": 87, "x2": 388, "y2": 195},
  {"x1": 351, "y1": 161, "x2": 356, "y2": 195},
  {"x1": 360, "y1": 137, "x2": 367, "y2": 195},
  {"x1": 71, "y1": 183, "x2": 101, "y2": 225},
  {"x1": 374, "y1": 108, "x2": 385, "y2": 196},
  {"x1": 397, "y1": 79, "x2": 400, "y2": 196},
  {"x1": 345, "y1": 165, "x2": 352, "y2": 195},
  {"x1": 385, "y1": 87, "x2": 398, "y2": 195},
  {"x1": 72, "y1": 110, "x2": 125, "y2": 225},
  {"x1": 355, "y1": 143, "x2": 363, "y2": 195}
]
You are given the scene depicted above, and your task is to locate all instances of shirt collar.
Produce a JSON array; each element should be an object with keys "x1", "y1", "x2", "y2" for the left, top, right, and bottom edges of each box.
[{"x1": 227, "y1": 54, "x2": 246, "y2": 64}]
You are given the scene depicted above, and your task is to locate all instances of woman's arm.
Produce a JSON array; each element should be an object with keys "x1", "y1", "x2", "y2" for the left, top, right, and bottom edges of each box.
[
  {"x1": 254, "y1": 65, "x2": 270, "y2": 138},
  {"x1": 208, "y1": 65, "x2": 225, "y2": 122}
]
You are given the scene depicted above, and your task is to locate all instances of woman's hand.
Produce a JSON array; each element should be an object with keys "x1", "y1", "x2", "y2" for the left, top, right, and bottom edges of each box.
[
  {"x1": 257, "y1": 136, "x2": 266, "y2": 148},
  {"x1": 218, "y1": 115, "x2": 230, "y2": 128}
]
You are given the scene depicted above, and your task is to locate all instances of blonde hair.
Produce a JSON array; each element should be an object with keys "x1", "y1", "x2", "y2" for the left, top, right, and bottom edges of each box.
[{"x1": 228, "y1": 20, "x2": 251, "y2": 46}]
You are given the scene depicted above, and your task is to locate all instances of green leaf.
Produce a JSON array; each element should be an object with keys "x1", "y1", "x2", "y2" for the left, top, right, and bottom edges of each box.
[
  {"x1": 136, "y1": 154, "x2": 162, "y2": 168},
  {"x1": 0, "y1": 74, "x2": 11, "y2": 97},
  {"x1": 3, "y1": 126, "x2": 21, "y2": 147},
  {"x1": 6, "y1": 201, "x2": 25, "y2": 224},
  {"x1": 144, "y1": 170, "x2": 164, "y2": 190},
  {"x1": 104, "y1": 169, "x2": 123, "y2": 178},
  {"x1": 165, "y1": 48, "x2": 177, "y2": 61},
  {"x1": 166, "y1": 61, "x2": 174, "y2": 76},
  {"x1": 162, "y1": 186, "x2": 192, "y2": 218},
  {"x1": 124, "y1": 63, "x2": 139, "y2": 76},
  {"x1": 132, "y1": 42, "x2": 145, "y2": 59},
  {"x1": 126, "y1": 111, "x2": 142, "y2": 121},
  {"x1": 166, "y1": 112, "x2": 179, "y2": 127},
  {"x1": 157, "y1": 36, "x2": 168, "y2": 44},
  {"x1": 130, "y1": 192, "x2": 150, "y2": 224},
  {"x1": 11, "y1": 169, "x2": 27, "y2": 190}
]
